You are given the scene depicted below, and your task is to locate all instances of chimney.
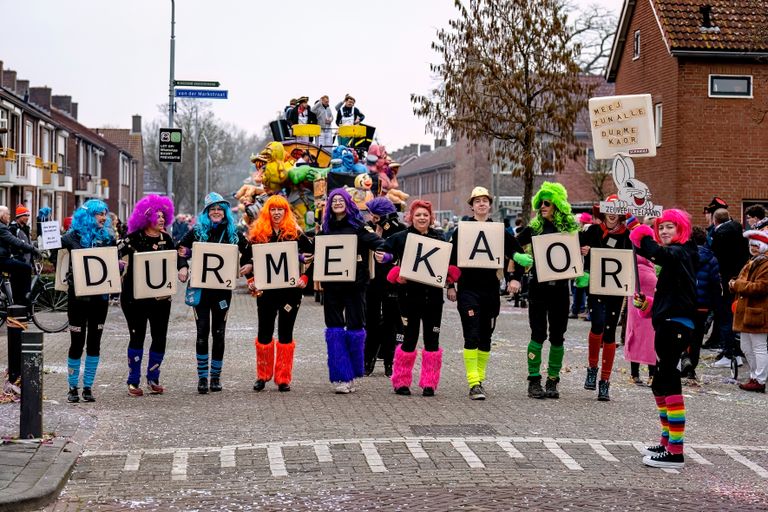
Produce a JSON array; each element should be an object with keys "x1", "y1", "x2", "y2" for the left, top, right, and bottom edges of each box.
[
  {"x1": 131, "y1": 114, "x2": 142, "y2": 134},
  {"x1": 16, "y1": 79, "x2": 30, "y2": 100},
  {"x1": 434, "y1": 138, "x2": 447, "y2": 148},
  {"x1": 30, "y1": 87, "x2": 52, "y2": 111},
  {"x1": 52, "y1": 95, "x2": 72, "y2": 113},
  {"x1": 71, "y1": 102, "x2": 78, "y2": 120},
  {"x1": 419, "y1": 144, "x2": 431, "y2": 155},
  {"x1": 700, "y1": 5, "x2": 712, "y2": 28},
  {"x1": 0, "y1": 61, "x2": 3, "y2": 89},
  {"x1": 1, "y1": 69, "x2": 15, "y2": 91}
]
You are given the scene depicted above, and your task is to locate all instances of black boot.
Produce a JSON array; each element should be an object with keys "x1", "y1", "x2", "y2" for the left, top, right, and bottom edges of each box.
[
  {"x1": 597, "y1": 380, "x2": 611, "y2": 401},
  {"x1": 81, "y1": 387, "x2": 95, "y2": 402},
  {"x1": 364, "y1": 359, "x2": 375, "y2": 376},
  {"x1": 584, "y1": 367, "x2": 598, "y2": 390},
  {"x1": 253, "y1": 379, "x2": 266, "y2": 391},
  {"x1": 544, "y1": 377, "x2": 560, "y2": 399},
  {"x1": 527, "y1": 377, "x2": 545, "y2": 399},
  {"x1": 209, "y1": 377, "x2": 222, "y2": 392},
  {"x1": 384, "y1": 363, "x2": 393, "y2": 378},
  {"x1": 67, "y1": 387, "x2": 79, "y2": 403},
  {"x1": 198, "y1": 377, "x2": 208, "y2": 394}
]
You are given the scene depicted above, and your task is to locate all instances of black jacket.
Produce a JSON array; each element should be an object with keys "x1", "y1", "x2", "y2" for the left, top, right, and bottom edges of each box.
[
  {"x1": 320, "y1": 217, "x2": 383, "y2": 285},
  {"x1": 579, "y1": 223, "x2": 632, "y2": 270},
  {"x1": 512, "y1": 220, "x2": 566, "y2": 285},
  {"x1": 177, "y1": 223, "x2": 251, "y2": 271},
  {"x1": 0, "y1": 222, "x2": 36, "y2": 261},
  {"x1": 118, "y1": 230, "x2": 176, "y2": 302},
  {"x1": 636, "y1": 237, "x2": 699, "y2": 328},
  {"x1": 370, "y1": 214, "x2": 407, "y2": 286},
  {"x1": 449, "y1": 217, "x2": 523, "y2": 291},
  {"x1": 287, "y1": 107, "x2": 318, "y2": 126},
  {"x1": 711, "y1": 220, "x2": 749, "y2": 282},
  {"x1": 382, "y1": 226, "x2": 445, "y2": 303}
]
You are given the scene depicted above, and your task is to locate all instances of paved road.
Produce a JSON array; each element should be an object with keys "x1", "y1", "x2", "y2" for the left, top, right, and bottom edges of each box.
[{"x1": 3, "y1": 287, "x2": 766, "y2": 510}]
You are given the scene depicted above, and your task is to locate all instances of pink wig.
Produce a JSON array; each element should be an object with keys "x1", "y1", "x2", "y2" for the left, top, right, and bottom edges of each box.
[
  {"x1": 653, "y1": 208, "x2": 692, "y2": 244},
  {"x1": 127, "y1": 194, "x2": 175, "y2": 234},
  {"x1": 406, "y1": 199, "x2": 435, "y2": 225}
]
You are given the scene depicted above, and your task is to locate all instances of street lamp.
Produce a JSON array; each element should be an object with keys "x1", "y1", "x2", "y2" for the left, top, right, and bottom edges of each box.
[
  {"x1": 201, "y1": 132, "x2": 211, "y2": 193},
  {"x1": 166, "y1": 0, "x2": 176, "y2": 199}
]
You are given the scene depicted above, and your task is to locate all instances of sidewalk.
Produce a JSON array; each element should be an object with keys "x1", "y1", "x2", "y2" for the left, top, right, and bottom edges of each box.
[{"x1": 0, "y1": 401, "x2": 95, "y2": 512}]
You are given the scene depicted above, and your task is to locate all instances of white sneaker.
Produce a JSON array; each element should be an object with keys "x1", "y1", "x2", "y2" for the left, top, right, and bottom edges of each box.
[
  {"x1": 334, "y1": 382, "x2": 351, "y2": 394},
  {"x1": 349, "y1": 380, "x2": 357, "y2": 393},
  {"x1": 713, "y1": 357, "x2": 732, "y2": 368}
]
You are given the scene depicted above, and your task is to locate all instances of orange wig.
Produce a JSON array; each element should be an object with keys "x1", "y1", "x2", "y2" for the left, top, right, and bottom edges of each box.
[{"x1": 249, "y1": 195, "x2": 301, "y2": 243}]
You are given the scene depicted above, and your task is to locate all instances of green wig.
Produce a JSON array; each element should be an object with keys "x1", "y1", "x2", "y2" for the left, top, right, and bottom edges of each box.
[{"x1": 529, "y1": 181, "x2": 579, "y2": 235}]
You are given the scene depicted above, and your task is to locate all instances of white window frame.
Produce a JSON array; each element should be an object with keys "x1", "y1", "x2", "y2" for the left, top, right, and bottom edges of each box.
[
  {"x1": 654, "y1": 103, "x2": 663, "y2": 147},
  {"x1": 0, "y1": 109, "x2": 7, "y2": 148},
  {"x1": 24, "y1": 121, "x2": 34, "y2": 155},
  {"x1": 40, "y1": 127, "x2": 51, "y2": 162},
  {"x1": 708, "y1": 74, "x2": 753, "y2": 98},
  {"x1": 633, "y1": 30, "x2": 640, "y2": 60}
]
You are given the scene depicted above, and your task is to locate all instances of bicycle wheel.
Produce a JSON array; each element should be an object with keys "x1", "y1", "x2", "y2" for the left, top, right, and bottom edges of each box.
[{"x1": 31, "y1": 282, "x2": 69, "y2": 333}]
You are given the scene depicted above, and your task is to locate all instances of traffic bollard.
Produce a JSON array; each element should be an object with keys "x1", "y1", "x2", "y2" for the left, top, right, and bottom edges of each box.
[
  {"x1": 20, "y1": 331, "x2": 43, "y2": 439},
  {"x1": 6, "y1": 305, "x2": 27, "y2": 387}
]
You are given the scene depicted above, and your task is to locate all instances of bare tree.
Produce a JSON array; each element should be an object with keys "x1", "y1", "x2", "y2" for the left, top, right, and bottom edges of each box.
[
  {"x1": 412, "y1": 0, "x2": 595, "y2": 223},
  {"x1": 587, "y1": 154, "x2": 613, "y2": 201},
  {"x1": 143, "y1": 100, "x2": 268, "y2": 213},
  {"x1": 569, "y1": 3, "x2": 618, "y2": 75}
]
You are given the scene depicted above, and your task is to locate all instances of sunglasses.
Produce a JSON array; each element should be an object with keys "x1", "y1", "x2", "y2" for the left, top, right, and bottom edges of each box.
[{"x1": 540, "y1": 200, "x2": 552, "y2": 208}]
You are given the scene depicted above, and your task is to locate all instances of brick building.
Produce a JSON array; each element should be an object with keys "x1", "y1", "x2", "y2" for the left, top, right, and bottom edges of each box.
[
  {"x1": 0, "y1": 58, "x2": 142, "y2": 230},
  {"x1": 606, "y1": 0, "x2": 768, "y2": 220}
]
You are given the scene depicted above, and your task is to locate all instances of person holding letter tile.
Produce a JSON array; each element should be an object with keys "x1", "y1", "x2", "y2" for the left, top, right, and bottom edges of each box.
[
  {"x1": 448, "y1": 187, "x2": 527, "y2": 400},
  {"x1": 630, "y1": 209, "x2": 697, "y2": 469},
  {"x1": 119, "y1": 195, "x2": 176, "y2": 397},
  {"x1": 177, "y1": 193, "x2": 251, "y2": 395},
  {"x1": 62, "y1": 199, "x2": 116, "y2": 403},
  {"x1": 320, "y1": 188, "x2": 384, "y2": 394},
  {"x1": 510, "y1": 182, "x2": 579, "y2": 400},
  {"x1": 579, "y1": 195, "x2": 632, "y2": 401},
  {"x1": 247, "y1": 195, "x2": 314, "y2": 393},
  {"x1": 381, "y1": 200, "x2": 455, "y2": 397}
]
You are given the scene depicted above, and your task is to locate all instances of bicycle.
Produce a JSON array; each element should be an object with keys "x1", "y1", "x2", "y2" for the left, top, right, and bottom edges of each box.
[{"x1": 0, "y1": 256, "x2": 69, "y2": 333}]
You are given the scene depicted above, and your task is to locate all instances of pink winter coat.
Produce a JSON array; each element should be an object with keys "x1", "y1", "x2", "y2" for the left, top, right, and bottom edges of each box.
[{"x1": 624, "y1": 254, "x2": 657, "y2": 365}]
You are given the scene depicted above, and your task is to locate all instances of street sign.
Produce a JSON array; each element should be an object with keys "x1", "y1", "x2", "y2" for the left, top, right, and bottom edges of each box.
[
  {"x1": 175, "y1": 89, "x2": 228, "y2": 99},
  {"x1": 159, "y1": 128, "x2": 182, "y2": 163},
  {"x1": 174, "y1": 80, "x2": 220, "y2": 87}
]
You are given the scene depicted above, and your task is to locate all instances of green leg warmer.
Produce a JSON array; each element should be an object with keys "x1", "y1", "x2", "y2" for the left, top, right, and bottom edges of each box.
[
  {"x1": 463, "y1": 348, "x2": 480, "y2": 388},
  {"x1": 527, "y1": 341, "x2": 543, "y2": 378},
  {"x1": 547, "y1": 344, "x2": 565, "y2": 379},
  {"x1": 477, "y1": 350, "x2": 490, "y2": 383}
]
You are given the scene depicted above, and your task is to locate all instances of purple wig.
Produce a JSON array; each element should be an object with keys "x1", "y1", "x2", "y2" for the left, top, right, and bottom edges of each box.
[
  {"x1": 654, "y1": 208, "x2": 692, "y2": 244},
  {"x1": 322, "y1": 188, "x2": 364, "y2": 233},
  {"x1": 127, "y1": 195, "x2": 175, "y2": 234},
  {"x1": 366, "y1": 196, "x2": 396, "y2": 217}
]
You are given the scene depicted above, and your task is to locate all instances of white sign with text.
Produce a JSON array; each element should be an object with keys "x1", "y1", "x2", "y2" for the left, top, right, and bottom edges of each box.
[
  {"x1": 313, "y1": 235, "x2": 357, "y2": 282},
  {"x1": 71, "y1": 246, "x2": 121, "y2": 296},
  {"x1": 132, "y1": 250, "x2": 177, "y2": 299},
  {"x1": 54, "y1": 249, "x2": 70, "y2": 292},
  {"x1": 252, "y1": 241, "x2": 301, "y2": 290},
  {"x1": 399, "y1": 233, "x2": 452, "y2": 288},
  {"x1": 457, "y1": 221, "x2": 504, "y2": 269},
  {"x1": 189, "y1": 242, "x2": 239, "y2": 290},
  {"x1": 40, "y1": 221, "x2": 62, "y2": 250},
  {"x1": 589, "y1": 94, "x2": 656, "y2": 159},
  {"x1": 589, "y1": 248, "x2": 636, "y2": 297},
  {"x1": 531, "y1": 232, "x2": 584, "y2": 283}
]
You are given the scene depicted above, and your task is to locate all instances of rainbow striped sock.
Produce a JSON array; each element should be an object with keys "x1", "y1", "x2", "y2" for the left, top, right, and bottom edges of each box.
[
  {"x1": 666, "y1": 394, "x2": 686, "y2": 455},
  {"x1": 654, "y1": 395, "x2": 669, "y2": 447}
]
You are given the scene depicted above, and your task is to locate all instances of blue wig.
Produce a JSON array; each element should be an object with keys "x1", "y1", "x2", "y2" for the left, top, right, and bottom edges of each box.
[
  {"x1": 194, "y1": 200, "x2": 238, "y2": 244},
  {"x1": 70, "y1": 199, "x2": 113, "y2": 248},
  {"x1": 322, "y1": 188, "x2": 364, "y2": 234}
]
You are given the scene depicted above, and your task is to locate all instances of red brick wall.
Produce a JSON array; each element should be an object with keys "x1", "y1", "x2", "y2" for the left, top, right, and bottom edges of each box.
[{"x1": 613, "y1": 0, "x2": 768, "y2": 220}]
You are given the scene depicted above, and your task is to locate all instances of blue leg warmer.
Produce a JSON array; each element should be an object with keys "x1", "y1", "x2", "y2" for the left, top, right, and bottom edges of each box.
[
  {"x1": 326, "y1": 327, "x2": 353, "y2": 383},
  {"x1": 346, "y1": 329, "x2": 367, "y2": 378},
  {"x1": 127, "y1": 348, "x2": 143, "y2": 385},
  {"x1": 197, "y1": 354, "x2": 209, "y2": 379},
  {"x1": 67, "y1": 357, "x2": 81, "y2": 388},
  {"x1": 146, "y1": 351, "x2": 164, "y2": 382},
  {"x1": 83, "y1": 355, "x2": 100, "y2": 388}
]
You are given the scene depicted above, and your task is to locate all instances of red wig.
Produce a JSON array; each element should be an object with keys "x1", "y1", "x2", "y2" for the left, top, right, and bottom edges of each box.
[
  {"x1": 406, "y1": 199, "x2": 435, "y2": 226},
  {"x1": 653, "y1": 208, "x2": 692, "y2": 244},
  {"x1": 249, "y1": 195, "x2": 301, "y2": 243}
]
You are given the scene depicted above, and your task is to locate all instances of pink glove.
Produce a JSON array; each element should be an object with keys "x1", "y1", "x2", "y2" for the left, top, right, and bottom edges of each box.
[
  {"x1": 387, "y1": 266, "x2": 404, "y2": 284},
  {"x1": 629, "y1": 224, "x2": 653, "y2": 248},
  {"x1": 446, "y1": 265, "x2": 461, "y2": 285}
]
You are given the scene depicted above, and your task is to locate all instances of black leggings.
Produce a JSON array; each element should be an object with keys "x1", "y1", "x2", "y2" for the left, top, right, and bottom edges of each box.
[
  {"x1": 400, "y1": 285, "x2": 443, "y2": 352},
  {"x1": 588, "y1": 295, "x2": 624, "y2": 343},
  {"x1": 323, "y1": 283, "x2": 366, "y2": 330},
  {"x1": 256, "y1": 288, "x2": 302, "y2": 344},
  {"x1": 365, "y1": 281, "x2": 402, "y2": 364},
  {"x1": 67, "y1": 293, "x2": 109, "y2": 359},
  {"x1": 122, "y1": 298, "x2": 172, "y2": 353},
  {"x1": 652, "y1": 320, "x2": 692, "y2": 397},
  {"x1": 194, "y1": 290, "x2": 231, "y2": 361},
  {"x1": 528, "y1": 281, "x2": 570, "y2": 346},
  {"x1": 458, "y1": 289, "x2": 500, "y2": 352}
]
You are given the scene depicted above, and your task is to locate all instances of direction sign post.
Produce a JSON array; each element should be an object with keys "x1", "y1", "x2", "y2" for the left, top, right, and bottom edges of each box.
[
  {"x1": 174, "y1": 80, "x2": 220, "y2": 88},
  {"x1": 175, "y1": 89, "x2": 228, "y2": 99},
  {"x1": 159, "y1": 128, "x2": 182, "y2": 163}
]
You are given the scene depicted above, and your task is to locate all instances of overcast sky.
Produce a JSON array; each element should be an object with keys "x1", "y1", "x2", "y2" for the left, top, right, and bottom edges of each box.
[{"x1": 3, "y1": 0, "x2": 623, "y2": 152}]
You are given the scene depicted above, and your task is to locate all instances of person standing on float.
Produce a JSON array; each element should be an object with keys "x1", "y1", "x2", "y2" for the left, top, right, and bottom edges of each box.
[{"x1": 509, "y1": 182, "x2": 579, "y2": 400}]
